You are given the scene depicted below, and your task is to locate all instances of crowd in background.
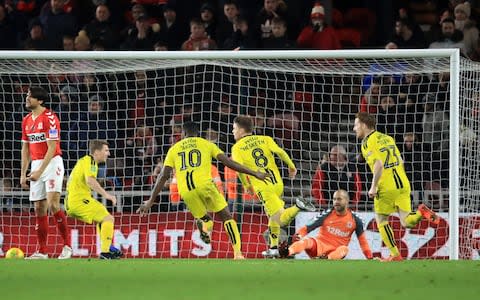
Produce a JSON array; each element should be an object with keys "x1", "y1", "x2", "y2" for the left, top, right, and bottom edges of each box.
[
  {"x1": 1, "y1": 0, "x2": 476, "y2": 213},
  {"x1": 0, "y1": 0, "x2": 479, "y2": 58}
]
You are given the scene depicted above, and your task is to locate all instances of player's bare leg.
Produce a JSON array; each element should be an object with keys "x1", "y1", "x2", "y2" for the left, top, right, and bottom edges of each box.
[
  {"x1": 26, "y1": 199, "x2": 49, "y2": 259},
  {"x1": 47, "y1": 191, "x2": 72, "y2": 259},
  {"x1": 217, "y1": 208, "x2": 244, "y2": 259}
]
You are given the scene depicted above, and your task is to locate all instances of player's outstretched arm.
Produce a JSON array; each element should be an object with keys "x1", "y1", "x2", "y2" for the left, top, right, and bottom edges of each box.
[
  {"x1": 292, "y1": 226, "x2": 309, "y2": 241},
  {"x1": 267, "y1": 137, "x2": 296, "y2": 178},
  {"x1": 86, "y1": 176, "x2": 117, "y2": 205},
  {"x1": 217, "y1": 153, "x2": 268, "y2": 181},
  {"x1": 137, "y1": 166, "x2": 173, "y2": 216}
]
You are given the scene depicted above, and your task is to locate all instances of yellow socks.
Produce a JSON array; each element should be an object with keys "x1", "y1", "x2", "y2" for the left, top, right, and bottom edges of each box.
[
  {"x1": 224, "y1": 219, "x2": 242, "y2": 254},
  {"x1": 378, "y1": 221, "x2": 400, "y2": 257},
  {"x1": 100, "y1": 221, "x2": 114, "y2": 253},
  {"x1": 204, "y1": 219, "x2": 214, "y2": 233},
  {"x1": 268, "y1": 219, "x2": 280, "y2": 248}
]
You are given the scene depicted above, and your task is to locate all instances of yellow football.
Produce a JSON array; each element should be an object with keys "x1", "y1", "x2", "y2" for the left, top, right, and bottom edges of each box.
[{"x1": 5, "y1": 247, "x2": 25, "y2": 259}]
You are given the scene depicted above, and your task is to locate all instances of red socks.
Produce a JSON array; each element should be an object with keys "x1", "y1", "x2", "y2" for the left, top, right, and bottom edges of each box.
[
  {"x1": 53, "y1": 210, "x2": 71, "y2": 247},
  {"x1": 36, "y1": 215, "x2": 49, "y2": 253}
]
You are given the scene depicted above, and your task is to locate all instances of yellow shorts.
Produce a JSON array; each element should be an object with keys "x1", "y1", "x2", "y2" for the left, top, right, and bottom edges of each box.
[
  {"x1": 374, "y1": 187, "x2": 412, "y2": 215},
  {"x1": 256, "y1": 188, "x2": 285, "y2": 217},
  {"x1": 272, "y1": 181, "x2": 284, "y2": 198},
  {"x1": 65, "y1": 195, "x2": 110, "y2": 224},
  {"x1": 181, "y1": 181, "x2": 228, "y2": 219}
]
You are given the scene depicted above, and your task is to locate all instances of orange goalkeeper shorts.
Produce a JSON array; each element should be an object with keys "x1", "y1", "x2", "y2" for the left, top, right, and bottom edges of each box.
[{"x1": 304, "y1": 237, "x2": 337, "y2": 258}]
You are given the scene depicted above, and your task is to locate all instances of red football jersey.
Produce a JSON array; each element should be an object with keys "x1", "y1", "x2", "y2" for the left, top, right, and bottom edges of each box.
[{"x1": 21, "y1": 109, "x2": 62, "y2": 160}]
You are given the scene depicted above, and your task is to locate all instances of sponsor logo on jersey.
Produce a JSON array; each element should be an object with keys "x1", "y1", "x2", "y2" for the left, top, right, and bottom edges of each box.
[
  {"x1": 48, "y1": 128, "x2": 58, "y2": 139},
  {"x1": 27, "y1": 132, "x2": 46, "y2": 143},
  {"x1": 326, "y1": 225, "x2": 350, "y2": 237}
]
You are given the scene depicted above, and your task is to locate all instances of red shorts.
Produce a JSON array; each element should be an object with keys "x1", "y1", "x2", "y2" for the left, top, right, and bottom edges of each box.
[{"x1": 304, "y1": 237, "x2": 337, "y2": 258}]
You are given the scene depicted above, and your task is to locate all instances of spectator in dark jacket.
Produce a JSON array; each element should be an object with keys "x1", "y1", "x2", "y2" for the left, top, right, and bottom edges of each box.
[
  {"x1": 121, "y1": 14, "x2": 157, "y2": 50},
  {"x1": 81, "y1": 4, "x2": 120, "y2": 50},
  {"x1": 216, "y1": 0, "x2": 239, "y2": 47},
  {"x1": 69, "y1": 95, "x2": 117, "y2": 157},
  {"x1": 22, "y1": 18, "x2": 50, "y2": 49},
  {"x1": 40, "y1": 0, "x2": 77, "y2": 49},
  {"x1": 311, "y1": 145, "x2": 361, "y2": 209},
  {"x1": 159, "y1": 4, "x2": 188, "y2": 51},
  {"x1": 223, "y1": 16, "x2": 257, "y2": 50},
  {"x1": 262, "y1": 17, "x2": 294, "y2": 49},
  {"x1": 200, "y1": 2, "x2": 217, "y2": 40},
  {"x1": 0, "y1": 4, "x2": 16, "y2": 49}
]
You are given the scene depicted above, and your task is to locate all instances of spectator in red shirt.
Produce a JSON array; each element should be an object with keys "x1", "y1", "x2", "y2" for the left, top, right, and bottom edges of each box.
[
  {"x1": 181, "y1": 18, "x2": 217, "y2": 50},
  {"x1": 296, "y1": 2, "x2": 340, "y2": 50}
]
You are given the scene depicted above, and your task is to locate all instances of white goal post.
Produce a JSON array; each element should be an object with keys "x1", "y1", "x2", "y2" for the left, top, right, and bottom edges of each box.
[{"x1": 0, "y1": 49, "x2": 475, "y2": 260}]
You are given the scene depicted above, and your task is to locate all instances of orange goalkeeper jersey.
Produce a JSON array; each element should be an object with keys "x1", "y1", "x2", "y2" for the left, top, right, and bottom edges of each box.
[{"x1": 297, "y1": 208, "x2": 372, "y2": 258}]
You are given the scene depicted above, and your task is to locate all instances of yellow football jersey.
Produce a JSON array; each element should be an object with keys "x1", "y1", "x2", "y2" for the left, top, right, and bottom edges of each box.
[
  {"x1": 361, "y1": 131, "x2": 410, "y2": 192},
  {"x1": 164, "y1": 137, "x2": 223, "y2": 196},
  {"x1": 232, "y1": 135, "x2": 295, "y2": 192},
  {"x1": 66, "y1": 155, "x2": 99, "y2": 200}
]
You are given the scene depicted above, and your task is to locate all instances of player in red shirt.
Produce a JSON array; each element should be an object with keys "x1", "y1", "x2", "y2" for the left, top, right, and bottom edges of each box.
[
  {"x1": 20, "y1": 86, "x2": 72, "y2": 259},
  {"x1": 280, "y1": 189, "x2": 372, "y2": 260}
]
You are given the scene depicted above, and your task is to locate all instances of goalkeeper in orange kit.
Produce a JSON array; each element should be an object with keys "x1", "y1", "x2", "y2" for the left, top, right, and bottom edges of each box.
[{"x1": 280, "y1": 189, "x2": 372, "y2": 260}]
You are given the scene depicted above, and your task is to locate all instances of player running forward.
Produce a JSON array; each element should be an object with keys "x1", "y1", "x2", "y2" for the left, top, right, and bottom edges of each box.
[
  {"x1": 137, "y1": 121, "x2": 268, "y2": 259},
  {"x1": 21, "y1": 86, "x2": 72, "y2": 259},
  {"x1": 279, "y1": 189, "x2": 372, "y2": 260},
  {"x1": 231, "y1": 115, "x2": 316, "y2": 258},
  {"x1": 65, "y1": 140, "x2": 122, "y2": 259},
  {"x1": 353, "y1": 112, "x2": 440, "y2": 261}
]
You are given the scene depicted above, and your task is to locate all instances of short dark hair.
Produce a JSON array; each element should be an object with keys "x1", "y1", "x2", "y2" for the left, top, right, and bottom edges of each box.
[
  {"x1": 29, "y1": 86, "x2": 49, "y2": 104},
  {"x1": 355, "y1": 112, "x2": 376, "y2": 129},
  {"x1": 190, "y1": 18, "x2": 203, "y2": 27},
  {"x1": 271, "y1": 17, "x2": 286, "y2": 27},
  {"x1": 441, "y1": 18, "x2": 455, "y2": 25},
  {"x1": 183, "y1": 121, "x2": 200, "y2": 136},
  {"x1": 89, "y1": 139, "x2": 109, "y2": 154},
  {"x1": 233, "y1": 115, "x2": 254, "y2": 133},
  {"x1": 224, "y1": 0, "x2": 238, "y2": 8}
]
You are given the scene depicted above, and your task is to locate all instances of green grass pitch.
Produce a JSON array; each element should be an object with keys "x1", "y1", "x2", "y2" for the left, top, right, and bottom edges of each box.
[{"x1": 0, "y1": 259, "x2": 479, "y2": 300}]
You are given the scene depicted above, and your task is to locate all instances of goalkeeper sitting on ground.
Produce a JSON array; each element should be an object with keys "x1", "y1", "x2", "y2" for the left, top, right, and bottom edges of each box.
[{"x1": 280, "y1": 189, "x2": 372, "y2": 259}]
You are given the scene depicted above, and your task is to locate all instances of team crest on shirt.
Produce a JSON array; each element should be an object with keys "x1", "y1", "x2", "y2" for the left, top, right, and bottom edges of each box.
[
  {"x1": 366, "y1": 151, "x2": 372, "y2": 157},
  {"x1": 346, "y1": 221, "x2": 353, "y2": 229},
  {"x1": 49, "y1": 128, "x2": 58, "y2": 139},
  {"x1": 38, "y1": 122, "x2": 43, "y2": 130}
]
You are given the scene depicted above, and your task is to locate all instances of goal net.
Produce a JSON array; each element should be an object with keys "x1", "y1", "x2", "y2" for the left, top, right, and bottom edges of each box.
[{"x1": 0, "y1": 50, "x2": 476, "y2": 259}]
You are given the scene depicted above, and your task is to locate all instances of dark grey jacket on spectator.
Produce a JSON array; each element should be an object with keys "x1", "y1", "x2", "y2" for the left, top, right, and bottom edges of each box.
[
  {"x1": 40, "y1": 10, "x2": 77, "y2": 49},
  {"x1": 83, "y1": 19, "x2": 120, "y2": 50}
]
